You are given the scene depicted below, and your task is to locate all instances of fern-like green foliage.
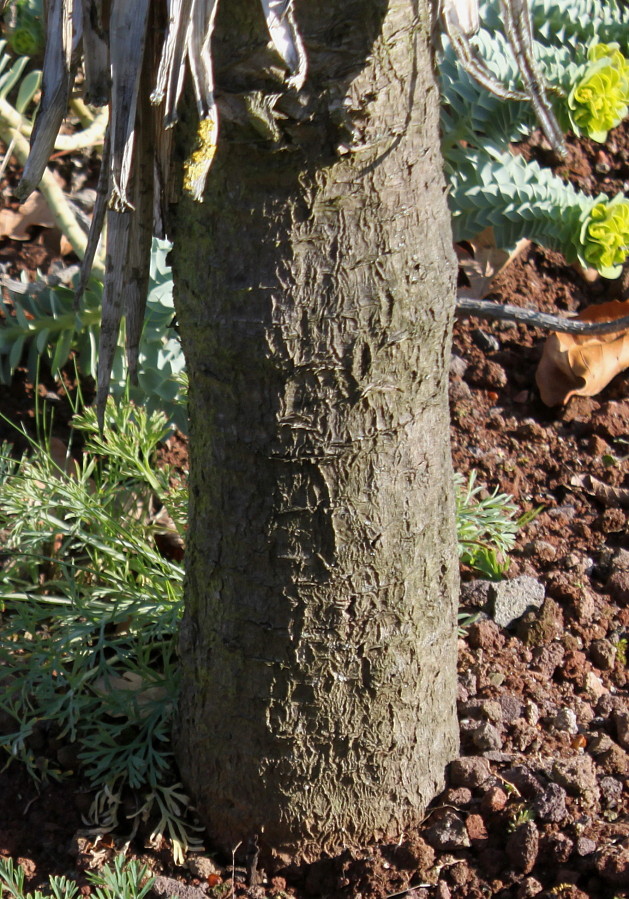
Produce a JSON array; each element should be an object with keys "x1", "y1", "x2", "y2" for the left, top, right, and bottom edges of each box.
[
  {"x1": 0, "y1": 855, "x2": 153, "y2": 899},
  {"x1": 0, "y1": 239, "x2": 186, "y2": 431},
  {"x1": 0, "y1": 399, "x2": 197, "y2": 862}
]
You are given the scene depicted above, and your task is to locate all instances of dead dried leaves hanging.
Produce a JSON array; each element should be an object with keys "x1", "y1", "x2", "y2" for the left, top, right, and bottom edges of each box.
[{"x1": 18, "y1": 0, "x2": 308, "y2": 425}]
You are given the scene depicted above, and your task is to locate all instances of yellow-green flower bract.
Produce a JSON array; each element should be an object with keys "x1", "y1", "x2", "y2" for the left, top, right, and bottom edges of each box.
[
  {"x1": 580, "y1": 195, "x2": 629, "y2": 277},
  {"x1": 568, "y1": 42, "x2": 629, "y2": 142}
]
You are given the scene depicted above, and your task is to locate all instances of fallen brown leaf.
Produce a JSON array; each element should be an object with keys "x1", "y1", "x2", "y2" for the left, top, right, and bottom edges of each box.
[
  {"x1": 456, "y1": 227, "x2": 530, "y2": 300},
  {"x1": 0, "y1": 191, "x2": 57, "y2": 240},
  {"x1": 570, "y1": 473, "x2": 629, "y2": 508},
  {"x1": 536, "y1": 299, "x2": 629, "y2": 405}
]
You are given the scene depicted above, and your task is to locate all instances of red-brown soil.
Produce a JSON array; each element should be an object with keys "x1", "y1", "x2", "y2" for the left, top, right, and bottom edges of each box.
[{"x1": 0, "y1": 124, "x2": 628, "y2": 899}]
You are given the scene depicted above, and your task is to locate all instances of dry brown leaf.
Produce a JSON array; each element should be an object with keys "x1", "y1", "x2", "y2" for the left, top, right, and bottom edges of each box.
[
  {"x1": 456, "y1": 227, "x2": 530, "y2": 300},
  {"x1": 570, "y1": 473, "x2": 629, "y2": 508},
  {"x1": 91, "y1": 669, "x2": 169, "y2": 718},
  {"x1": 536, "y1": 299, "x2": 629, "y2": 406},
  {"x1": 0, "y1": 192, "x2": 56, "y2": 240}
]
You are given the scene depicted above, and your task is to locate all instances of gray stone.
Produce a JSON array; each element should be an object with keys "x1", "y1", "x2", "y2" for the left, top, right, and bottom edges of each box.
[
  {"x1": 152, "y1": 878, "x2": 207, "y2": 899},
  {"x1": 423, "y1": 809, "x2": 470, "y2": 850},
  {"x1": 615, "y1": 710, "x2": 629, "y2": 750},
  {"x1": 491, "y1": 576, "x2": 545, "y2": 628},
  {"x1": 506, "y1": 821, "x2": 539, "y2": 874},
  {"x1": 532, "y1": 783, "x2": 567, "y2": 823},
  {"x1": 550, "y1": 708, "x2": 578, "y2": 735},
  {"x1": 471, "y1": 721, "x2": 503, "y2": 751},
  {"x1": 590, "y1": 638, "x2": 617, "y2": 670},
  {"x1": 551, "y1": 755, "x2": 600, "y2": 803},
  {"x1": 450, "y1": 755, "x2": 491, "y2": 788}
]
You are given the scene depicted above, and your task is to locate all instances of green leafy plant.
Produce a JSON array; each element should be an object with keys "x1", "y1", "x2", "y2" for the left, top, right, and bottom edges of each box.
[
  {"x1": 440, "y1": 0, "x2": 629, "y2": 152},
  {"x1": 580, "y1": 194, "x2": 629, "y2": 276},
  {"x1": 447, "y1": 147, "x2": 629, "y2": 277},
  {"x1": 0, "y1": 855, "x2": 153, "y2": 899},
  {"x1": 0, "y1": 239, "x2": 187, "y2": 431},
  {"x1": 3, "y1": 0, "x2": 44, "y2": 58},
  {"x1": 568, "y1": 43, "x2": 629, "y2": 141},
  {"x1": 439, "y1": 0, "x2": 629, "y2": 276},
  {"x1": 0, "y1": 399, "x2": 196, "y2": 861},
  {"x1": 455, "y1": 470, "x2": 538, "y2": 579}
]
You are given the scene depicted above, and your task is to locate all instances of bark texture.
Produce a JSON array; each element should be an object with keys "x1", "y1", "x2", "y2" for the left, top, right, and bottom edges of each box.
[{"x1": 172, "y1": 0, "x2": 459, "y2": 863}]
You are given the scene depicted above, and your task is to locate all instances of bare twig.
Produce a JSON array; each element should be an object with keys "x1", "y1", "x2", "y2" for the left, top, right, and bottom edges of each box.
[{"x1": 456, "y1": 296, "x2": 629, "y2": 335}]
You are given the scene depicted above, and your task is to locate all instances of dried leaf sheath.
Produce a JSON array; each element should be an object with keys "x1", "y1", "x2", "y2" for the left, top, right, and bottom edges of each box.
[
  {"x1": 108, "y1": 0, "x2": 151, "y2": 210},
  {"x1": 151, "y1": 0, "x2": 194, "y2": 126},
  {"x1": 75, "y1": 125, "x2": 110, "y2": 308},
  {"x1": 125, "y1": 46, "x2": 156, "y2": 385},
  {"x1": 259, "y1": 0, "x2": 307, "y2": 90},
  {"x1": 97, "y1": 207, "x2": 130, "y2": 425},
  {"x1": 17, "y1": 0, "x2": 75, "y2": 200},
  {"x1": 80, "y1": 0, "x2": 109, "y2": 106}
]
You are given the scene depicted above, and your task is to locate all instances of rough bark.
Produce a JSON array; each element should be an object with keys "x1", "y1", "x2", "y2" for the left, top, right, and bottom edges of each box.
[{"x1": 172, "y1": 0, "x2": 459, "y2": 864}]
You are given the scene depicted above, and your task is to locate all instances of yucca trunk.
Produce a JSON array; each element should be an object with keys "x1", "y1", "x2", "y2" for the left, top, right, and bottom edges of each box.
[{"x1": 171, "y1": 0, "x2": 459, "y2": 864}]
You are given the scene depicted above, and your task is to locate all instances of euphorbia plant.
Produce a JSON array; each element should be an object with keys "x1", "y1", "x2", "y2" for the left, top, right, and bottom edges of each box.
[
  {"x1": 580, "y1": 195, "x2": 629, "y2": 277},
  {"x1": 568, "y1": 43, "x2": 629, "y2": 141}
]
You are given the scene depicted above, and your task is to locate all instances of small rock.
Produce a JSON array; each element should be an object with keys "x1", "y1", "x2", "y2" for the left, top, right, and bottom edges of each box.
[
  {"x1": 605, "y1": 570, "x2": 629, "y2": 606},
  {"x1": 491, "y1": 576, "x2": 545, "y2": 628},
  {"x1": 615, "y1": 710, "x2": 629, "y2": 750},
  {"x1": 525, "y1": 701, "x2": 540, "y2": 726},
  {"x1": 472, "y1": 721, "x2": 503, "y2": 751},
  {"x1": 480, "y1": 785, "x2": 509, "y2": 814},
  {"x1": 584, "y1": 670, "x2": 607, "y2": 701},
  {"x1": 442, "y1": 786, "x2": 472, "y2": 807},
  {"x1": 460, "y1": 579, "x2": 493, "y2": 609},
  {"x1": 522, "y1": 540, "x2": 557, "y2": 562},
  {"x1": 518, "y1": 597, "x2": 564, "y2": 647},
  {"x1": 607, "y1": 550, "x2": 629, "y2": 605},
  {"x1": 516, "y1": 876, "x2": 543, "y2": 898},
  {"x1": 449, "y1": 756, "x2": 491, "y2": 788},
  {"x1": 152, "y1": 878, "x2": 207, "y2": 899},
  {"x1": 550, "y1": 708, "x2": 578, "y2": 735},
  {"x1": 530, "y1": 642, "x2": 564, "y2": 677},
  {"x1": 502, "y1": 766, "x2": 544, "y2": 799},
  {"x1": 551, "y1": 755, "x2": 600, "y2": 803},
  {"x1": 599, "y1": 775, "x2": 623, "y2": 807},
  {"x1": 423, "y1": 809, "x2": 470, "y2": 850},
  {"x1": 471, "y1": 329, "x2": 500, "y2": 353},
  {"x1": 506, "y1": 821, "x2": 539, "y2": 874},
  {"x1": 465, "y1": 813, "x2": 488, "y2": 843},
  {"x1": 186, "y1": 856, "x2": 222, "y2": 879},
  {"x1": 466, "y1": 358, "x2": 508, "y2": 390},
  {"x1": 499, "y1": 693, "x2": 524, "y2": 724},
  {"x1": 450, "y1": 353, "x2": 468, "y2": 378},
  {"x1": 468, "y1": 618, "x2": 504, "y2": 650},
  {"x1": 542, "y1": 832, "x2": 573, "y2": 864},
  {"x1": 450, "y1": 379, "x2": 473, "y2": 403},
  {"x1": 434, "y1": 882, "x2": 452, "y2": 899},
  {"x1": 532, "y1": 783, "x2": 568, "y2": 823},
  {"x1": 595, "y1": 845, "x2": 629, "y2": 886},
  {"x1": 590, "y1": 638, "x2": 617, "y2": 670},
  {"x1": 516, "y1": 419, "x2": 547, "y2": 441},
  {"x1": 588, "y1": 732, "x2": 629, "y2": 776},
  {"x1": 575, "y1": 837, "x2": 597, "y2": 856}
]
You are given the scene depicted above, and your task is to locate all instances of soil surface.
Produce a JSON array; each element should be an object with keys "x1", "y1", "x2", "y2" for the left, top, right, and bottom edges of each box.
[{"x1": 0, "y1": 124, "x2": 628, "y2": 899}]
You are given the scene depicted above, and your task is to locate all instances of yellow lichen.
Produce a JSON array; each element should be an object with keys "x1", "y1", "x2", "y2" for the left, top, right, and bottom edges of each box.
[{"x1": 183, "y1": 113, "x2": 218, "y2": 201}]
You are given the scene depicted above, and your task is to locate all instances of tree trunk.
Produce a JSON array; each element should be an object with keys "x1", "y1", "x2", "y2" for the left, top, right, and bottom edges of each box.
[{"x1": 171, "y1": 0, "x2": 459, "y2": 864}]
